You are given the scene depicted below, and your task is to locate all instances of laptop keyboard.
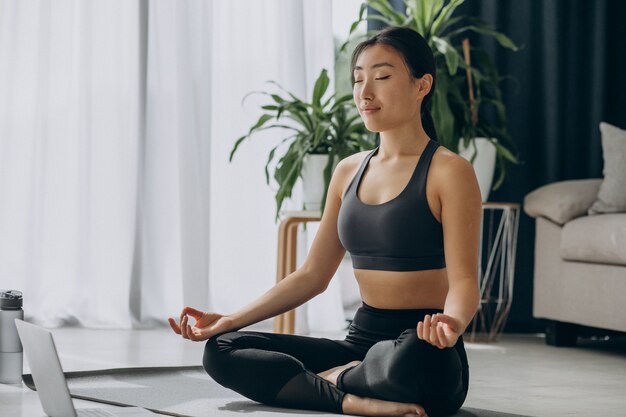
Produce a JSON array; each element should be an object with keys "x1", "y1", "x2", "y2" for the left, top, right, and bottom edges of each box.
[{"x1": 77, "y1": 408, "x2": 118, "y2": 417}]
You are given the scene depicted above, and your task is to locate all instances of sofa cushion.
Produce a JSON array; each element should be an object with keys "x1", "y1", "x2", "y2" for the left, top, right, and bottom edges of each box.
[
  {"x1": 588, "y1": 122, "x2": 626, "y2": 215},
  {"x1": 524, "y1": 179, "x2": 602, "y2": 225},
  {"x1": 560, "y1": 213, "x2": 626, "y2": 266}
]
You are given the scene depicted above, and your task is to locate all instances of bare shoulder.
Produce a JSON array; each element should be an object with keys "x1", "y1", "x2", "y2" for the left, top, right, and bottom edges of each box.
[
  {"x1": 340, "y1": 149, "x2": 370, "y2": 167},
  {"x1": 429, "y1": 143, "x2": 479, "y2": 196},
  {"x1": 334, "y1": 150, "x2": 370, "y2": 199}
]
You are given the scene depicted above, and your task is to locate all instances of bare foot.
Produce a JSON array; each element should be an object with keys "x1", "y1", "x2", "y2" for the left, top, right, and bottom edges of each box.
[
  {"x1": 317, "y1": 361, "x2": 362, "y2": 385},
  {"x1": 342, "y1": 393, "x2": 428, "y2": 417}
]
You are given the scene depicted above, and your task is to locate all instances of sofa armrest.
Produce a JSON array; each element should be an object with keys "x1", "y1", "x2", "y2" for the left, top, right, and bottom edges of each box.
[{"x1": 523, "y1": 179, "x2": 602, "y2": 225}]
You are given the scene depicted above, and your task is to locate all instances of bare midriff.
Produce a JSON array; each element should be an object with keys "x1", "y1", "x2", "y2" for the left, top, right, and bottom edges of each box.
[
  {"x1": 341, "y1": 150, "x2": 449, "y2": 310},
  {"x1": 353, "y1": 267, "x2": 448, "y2": 310}
]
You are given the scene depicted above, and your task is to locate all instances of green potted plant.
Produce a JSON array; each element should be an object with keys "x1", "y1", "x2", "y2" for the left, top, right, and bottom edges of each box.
[
  {"x1": 230, "y1": 69, "x2": 376, "y2": 222},
  {"x1": 342, "y1": 0, "x2": 521, "y2": 198}
]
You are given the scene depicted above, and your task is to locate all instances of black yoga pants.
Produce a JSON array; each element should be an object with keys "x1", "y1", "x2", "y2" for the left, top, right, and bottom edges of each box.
[{"x1": 203, "y1": 302, "x2": 469, "y2": 416}]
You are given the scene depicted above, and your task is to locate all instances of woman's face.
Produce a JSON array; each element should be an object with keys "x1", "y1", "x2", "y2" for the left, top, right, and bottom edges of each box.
[{"x1": 352, "y1": 44, "x2": 428, "y2": 133}]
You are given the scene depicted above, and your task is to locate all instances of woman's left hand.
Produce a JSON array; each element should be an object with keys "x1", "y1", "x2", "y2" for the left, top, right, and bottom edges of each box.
[{"x1": 417, "y1": 313, "x2": 461, "y2": 349}]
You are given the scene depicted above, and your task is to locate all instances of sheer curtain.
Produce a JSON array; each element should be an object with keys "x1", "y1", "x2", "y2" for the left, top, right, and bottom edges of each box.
[
  {"x1": 0, "y1": 0, "x2": 345, "y2": 331},
  {"x1": 0, "y1": 0, "x2": 144, "y2": 328}
]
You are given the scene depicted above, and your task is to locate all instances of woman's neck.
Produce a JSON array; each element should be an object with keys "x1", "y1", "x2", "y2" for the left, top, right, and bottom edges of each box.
[{"x1": 378, "y1": 127, "x2": 430, "y2": 161}]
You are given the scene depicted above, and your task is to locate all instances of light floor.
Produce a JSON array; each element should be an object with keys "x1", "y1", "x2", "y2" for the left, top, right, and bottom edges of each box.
[{"x1": 1, "y1": 325, "x2": 625, "y2": 417}]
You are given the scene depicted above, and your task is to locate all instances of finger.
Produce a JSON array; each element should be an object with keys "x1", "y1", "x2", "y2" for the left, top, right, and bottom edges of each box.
[
  {"x1": 189, "y1": 325, "x2": 208, "y2": 342},
  {"x1": 431, "y1": 317, "x2": 443, "y2": 347},
  {"x1": 424, "y1": 314, "x2": 431, "y2": 334},
  {"x1": 187, "y1": 324, "x2": 196, "y2": 341},
  {"x1": 417, "y1": 321, "x2": 423, "y2": 339},
  {"x1": 168, "y1": 318, "x2": 181, "y2": 334},
  {"x1": 437, "y1": 323, "x2": 449, "y2": 347},
  {"x1": 423, "y1": 315, "x2": 431, "y2": 338},
  {"x1": 181, "y1": 315, "x2": 189, "y2": 339},
  {"x1": 190, "y1": 327, "x2": 202, "y2": 342},
  {"x1": 438, "y1": 314, "x2": 458, "y2": 332},
  {"x1": 436, "y1": 320, "x2": 447, "y2": 348},
  {"x1": 182, "y1": 306, "x2": 205, "y2": 320},
  {"x1": 434, "y1": 316, "x2": 447, "y2": 348},
  {"x1": 413, "y1": 405, "x2": 428, "y2": 417},
  {"x1": 428, "y1": 316, "x2": 440, "y2": 347},
  {"x1": 429, "y1": 315, "x2": 439, "y2": 342}
]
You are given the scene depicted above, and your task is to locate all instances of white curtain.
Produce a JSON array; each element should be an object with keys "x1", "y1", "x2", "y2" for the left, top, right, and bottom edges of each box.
[
  {"x1": 0, "y1": 0, "x2": 346, "y2": 332},
  {"x1": 0, "y1": 0, "x2": 144, "y2": 328}
]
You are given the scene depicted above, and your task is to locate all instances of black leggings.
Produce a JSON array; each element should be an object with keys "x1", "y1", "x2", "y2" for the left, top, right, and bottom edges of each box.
[{"x1": 203, "y1": 302, "x2": 469, "y2": 416}]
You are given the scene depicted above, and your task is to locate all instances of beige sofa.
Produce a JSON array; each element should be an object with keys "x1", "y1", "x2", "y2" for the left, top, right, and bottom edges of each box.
[{"x1": 524, "y1": 179, "x2": 626, "y2": 346}]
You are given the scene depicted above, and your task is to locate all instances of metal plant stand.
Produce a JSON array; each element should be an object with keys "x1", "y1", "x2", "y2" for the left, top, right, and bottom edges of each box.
[{"x1": 466, "y1": 202, "x2": 521, "y2": 343}]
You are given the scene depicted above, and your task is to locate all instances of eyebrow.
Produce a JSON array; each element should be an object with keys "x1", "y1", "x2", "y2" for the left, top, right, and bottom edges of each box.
[{"x1": 353, "y1": 62, "x2": 395, "y2": 71}]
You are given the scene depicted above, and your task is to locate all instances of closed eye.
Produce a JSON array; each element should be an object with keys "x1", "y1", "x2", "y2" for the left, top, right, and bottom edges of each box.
[{"x1": 353, "y1": 76, "x2": 391, "y2": 83}]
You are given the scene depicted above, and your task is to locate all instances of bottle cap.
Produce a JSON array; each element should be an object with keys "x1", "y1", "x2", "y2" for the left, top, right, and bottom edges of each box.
[{"x1": 0, "y1": 290, "x2": 23, "y2": 310}]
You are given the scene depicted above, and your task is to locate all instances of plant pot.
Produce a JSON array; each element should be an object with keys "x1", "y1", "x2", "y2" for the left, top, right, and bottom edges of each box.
[
  {"x1": 458, "y1": 137, "x2": 497, "y2": 202},
  {"x1": 301, "y1": 153, "x2": 339, "y2": 211}
]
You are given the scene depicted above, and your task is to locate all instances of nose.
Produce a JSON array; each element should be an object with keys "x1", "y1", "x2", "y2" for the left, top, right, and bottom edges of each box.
[{"x1": 356, "y1": 78, "x2": 374, "y2": 102}]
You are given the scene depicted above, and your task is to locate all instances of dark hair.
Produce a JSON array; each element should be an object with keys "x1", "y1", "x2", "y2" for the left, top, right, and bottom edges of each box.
[{"x1": 351, "y1": 26, "x2": 438, "y2": 141}]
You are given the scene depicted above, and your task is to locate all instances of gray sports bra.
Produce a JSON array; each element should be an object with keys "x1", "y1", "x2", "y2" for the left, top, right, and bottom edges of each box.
[{"x1": 337, "y1": 139, "x2": 445, "y2": 271}]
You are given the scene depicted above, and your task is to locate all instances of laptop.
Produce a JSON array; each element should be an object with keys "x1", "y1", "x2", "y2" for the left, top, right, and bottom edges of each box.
[{"x1": 14, "y1": 319, "x2": 156, "y2": 416}]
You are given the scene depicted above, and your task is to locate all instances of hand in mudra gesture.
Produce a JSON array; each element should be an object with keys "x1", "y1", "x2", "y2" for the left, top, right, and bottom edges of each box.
[
  {"x1": 417, "y1": 313, "x2": 461, "y2": 349},
  {"x1": 168, "y1": 306, "x2": 234, "y2": 342}
]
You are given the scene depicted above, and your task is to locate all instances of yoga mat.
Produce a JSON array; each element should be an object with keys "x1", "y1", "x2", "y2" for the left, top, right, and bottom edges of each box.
[{"x1": 23, "y1": 366, "x2": 533, "y2": 417}]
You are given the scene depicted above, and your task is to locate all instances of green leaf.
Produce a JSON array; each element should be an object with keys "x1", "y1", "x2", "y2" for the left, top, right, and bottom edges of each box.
[
  {"x1": 411, "y1": 0, "x2": 444, "y2": 36},
  {"x1": 284, "y1": 113, "x2": 313, "y2": 133},
  {"x1": 271, "y1": 94, "x2": 285, "y2": 104},
  {"x1": 360, "y1": 13, "x2": 398, "y2": 27},
  {"x1": 312, "y1": 69, "x2": 330, "y2": 109},
  {"x1": 432, "y1": 74, "x2": 456, "y2": 149},
  {"x1": 493, "y1": 140, "x2": 518, "y2": 163},
  {"x1": 264, "y1": 135, "x2": 297, "y2": 184},
  {"x1": 448, "y1": 25, "x2": 519, "y2": 51},
  {"x1": 420, "y1": 0, "x2": 436, "y2": 30},
  {"x1": 438, "y1": 15, "x2": 464, "y2": 35},
  {"x1": 367, "y1": 0, "x2": 406, "y2": 25},
  {"x1": 249, "y1": 113, "x2": 274, "y2": 133},
  {"x1": 431, "y1": 36, "x2": 461, "y2": 75},
  {"x1": 229, "y1": 122, "x2": 302, "y2": 162},
  {"x1": 273, "y1": 151, "x2": 303, "y2": 222},
  {"x1": 229, "y1": 134, "x2": 249, "y2": 162},
  {"x1": 431, "y1": 0, "x2": 465, "y2": 36},
  {"x1": 407, "y1": 0, "x2": 424, "y2": 35}
]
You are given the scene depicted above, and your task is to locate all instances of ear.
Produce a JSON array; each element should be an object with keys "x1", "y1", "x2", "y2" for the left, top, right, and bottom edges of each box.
[{"x1": 416, "y1": 74, "x2": 433, "y2": 100}]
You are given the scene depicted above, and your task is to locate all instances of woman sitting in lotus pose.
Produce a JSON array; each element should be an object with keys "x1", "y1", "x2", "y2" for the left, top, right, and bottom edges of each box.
[{"x1": 169, "y1": 25, "x2": 481, "y2": 417}]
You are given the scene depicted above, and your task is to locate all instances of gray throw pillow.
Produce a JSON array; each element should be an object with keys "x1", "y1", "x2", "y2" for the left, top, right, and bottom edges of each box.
[{"x1": 588, "y1": 122, "x2": 626, "y2": 215}]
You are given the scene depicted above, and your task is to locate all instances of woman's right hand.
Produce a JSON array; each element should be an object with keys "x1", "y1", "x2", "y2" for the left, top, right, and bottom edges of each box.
[{"x1": 168, "y1": 306, "x2": 235, "y2": 342}]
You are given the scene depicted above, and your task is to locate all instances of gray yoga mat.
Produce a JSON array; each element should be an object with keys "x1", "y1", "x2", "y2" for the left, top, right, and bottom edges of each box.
[{"x1": 23, "y1": 366, "x2": 533, "y2": 417}]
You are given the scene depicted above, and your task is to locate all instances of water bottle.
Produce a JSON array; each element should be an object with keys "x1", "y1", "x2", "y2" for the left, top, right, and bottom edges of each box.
[{"x1": 0, "y1": 290, "x2": 24, "y2": 384}]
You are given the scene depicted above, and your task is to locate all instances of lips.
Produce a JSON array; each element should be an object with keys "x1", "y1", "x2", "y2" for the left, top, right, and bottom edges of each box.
[{"x1": 361, "y1": 106, "x2": 381, "y2": 113}]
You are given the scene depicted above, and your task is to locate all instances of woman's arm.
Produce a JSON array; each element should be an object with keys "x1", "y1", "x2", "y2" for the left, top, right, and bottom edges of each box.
[
  {"x1": 417, "y1": 152, "x2": 482, "y2": 348},
  {"x1": 438, "y1": 153, "x2": 482, "y2": 333},
  {"x1": 227, "y1": 268, "x2": 327, "y2": 331}
]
